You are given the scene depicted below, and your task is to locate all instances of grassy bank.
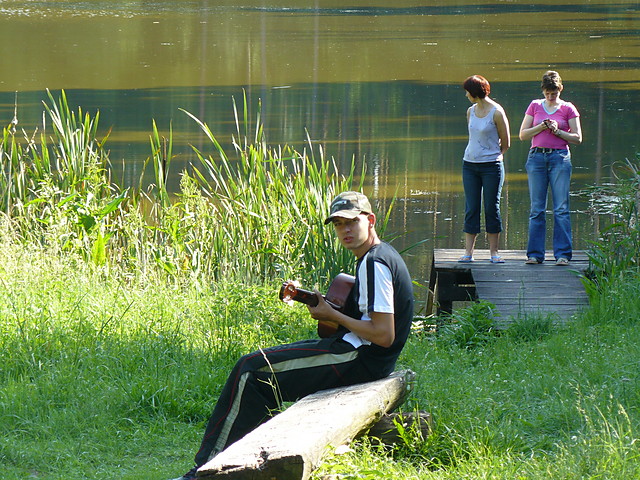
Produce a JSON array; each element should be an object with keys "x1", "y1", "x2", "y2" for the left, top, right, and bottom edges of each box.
[
  {"x1": 1, "y1": 93, "x2": 639, "y2": 479},
  {"x1": 1, "y1": 240, "x2": 638, "y2": 480},
  {"x1": 0, "y1": 243, "x2": 314, "y2": 479},
  {"x1": 318, "y1": 283, "x2": 640, "y2": 479}
]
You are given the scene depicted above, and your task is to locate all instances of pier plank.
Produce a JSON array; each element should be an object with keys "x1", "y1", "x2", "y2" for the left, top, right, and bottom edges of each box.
[{"x1": 428, "y1": 249, "x2": 590, "y2": 326}]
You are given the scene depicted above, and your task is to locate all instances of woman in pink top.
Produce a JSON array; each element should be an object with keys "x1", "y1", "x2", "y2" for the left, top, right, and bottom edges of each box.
[{"x1": 519, "y1": 71, "x2": 582, "y2": 266}]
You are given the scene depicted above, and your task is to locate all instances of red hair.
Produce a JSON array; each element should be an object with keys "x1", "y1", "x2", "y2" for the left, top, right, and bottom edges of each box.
[{"x1": 463, "y1": 75, "x2": 491, "y2": 99}]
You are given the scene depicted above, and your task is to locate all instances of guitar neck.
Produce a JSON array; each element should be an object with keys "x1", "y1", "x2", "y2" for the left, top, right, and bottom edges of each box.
[
  {"x1": 290, "y1": 287, "x2": 319, "y2": 307},
  {"x1": 280, "y1": 273, "x2": 354, "y2": 315}
]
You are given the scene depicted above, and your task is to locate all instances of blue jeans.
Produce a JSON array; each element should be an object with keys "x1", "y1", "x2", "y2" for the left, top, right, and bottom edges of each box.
[
  {"x1": 525, "y1": 149, "x2": 573, "y2": 261},
  {"x1": 462, "y1": 160, "x2": 504, "y2": 234}
]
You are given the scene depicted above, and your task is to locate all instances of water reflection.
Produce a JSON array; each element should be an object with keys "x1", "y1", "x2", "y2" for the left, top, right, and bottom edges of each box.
[
  {"x1": 2, "y1": 1, "x2": 639, "y2": 90},
  {"x1": 1, "y1": 0, "x2": 639, "y2": 286}
]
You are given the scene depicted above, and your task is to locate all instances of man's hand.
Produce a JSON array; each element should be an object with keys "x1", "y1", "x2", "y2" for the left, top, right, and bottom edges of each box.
[
  {"x1": 307, "y1": 290, "x2": 338, "y2": 322},
  {"x1": 307, "y1": 290, "x2": 340, "y2": 335}
]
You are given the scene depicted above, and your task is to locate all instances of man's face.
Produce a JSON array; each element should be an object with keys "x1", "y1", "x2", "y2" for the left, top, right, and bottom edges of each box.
[{"x1": 331, "y1": 213, "x2": 372, "y2": 253}]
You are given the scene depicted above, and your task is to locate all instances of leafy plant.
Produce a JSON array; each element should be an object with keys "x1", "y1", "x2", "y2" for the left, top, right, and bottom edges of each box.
[
  {"x1": 583, "y1": 155, "x2": 640, "y2": 293},
  {"x1": 437, "y1": 300, "x2": 498, "y2": 349},
  {"x1": 505, "y1": 312, "x2": 555, "y2": 342}
]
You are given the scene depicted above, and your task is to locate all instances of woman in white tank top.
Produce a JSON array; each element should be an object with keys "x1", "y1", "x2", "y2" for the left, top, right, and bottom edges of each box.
[{"x1": 459, "y1": 75, "x2": 511, "y2": 263}]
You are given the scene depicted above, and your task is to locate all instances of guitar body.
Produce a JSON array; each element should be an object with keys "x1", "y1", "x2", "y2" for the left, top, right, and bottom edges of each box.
[{"x1": 279, "y1": 273, "x2": 355, "y2": 338}]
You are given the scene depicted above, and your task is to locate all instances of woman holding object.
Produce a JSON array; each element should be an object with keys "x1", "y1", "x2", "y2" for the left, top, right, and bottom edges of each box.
[{"x1": 519, "y1": 70, "x2": 582, "y2": 266}]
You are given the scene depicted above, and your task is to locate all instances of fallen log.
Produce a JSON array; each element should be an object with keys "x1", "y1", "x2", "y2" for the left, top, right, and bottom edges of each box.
[{"x1": 197, "y1": 369, "x2": 416, "y2": 480}]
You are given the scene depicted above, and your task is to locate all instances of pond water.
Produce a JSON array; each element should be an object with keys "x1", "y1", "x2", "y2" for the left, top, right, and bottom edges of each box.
[{"x1": 1, "y1": 0, "x2": 639, "y2": 285}]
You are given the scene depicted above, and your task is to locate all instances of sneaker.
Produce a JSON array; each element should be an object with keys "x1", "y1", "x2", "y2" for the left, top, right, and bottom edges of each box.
[
  {"x1": 170, "y1": 467, "x2": 198, "y2": 480},
  {"x1": 525, "y1": 257, "x2": 542, "y2": 264},
  {"x1": 555, "y1": 257, "x2": 569, "y2": 266}
]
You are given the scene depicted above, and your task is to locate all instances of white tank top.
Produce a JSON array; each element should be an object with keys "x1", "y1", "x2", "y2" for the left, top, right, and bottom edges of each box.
[{"x1": 463, "y1": 105, "x2": 503, "y2": 163}]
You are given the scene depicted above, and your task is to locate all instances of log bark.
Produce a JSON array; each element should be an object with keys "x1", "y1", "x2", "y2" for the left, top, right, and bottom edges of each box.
[{"x1": 197, "y1": 369, "x2": 416, "y2": 480}]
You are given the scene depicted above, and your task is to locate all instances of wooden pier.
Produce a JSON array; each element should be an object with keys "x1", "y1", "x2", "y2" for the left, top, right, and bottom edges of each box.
[{"x1": 426, "y1": 249, "x2": 591, "y2": 326}]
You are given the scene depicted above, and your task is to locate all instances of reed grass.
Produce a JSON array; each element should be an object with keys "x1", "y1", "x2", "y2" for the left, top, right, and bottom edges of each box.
[
  {"x1": 583, "y1": 155, "x2": 640, "y2": 293},
  {"x1": 179, "y1": 92, "x2": 361, "y2": 284},
  {"x1": 1, "y1": 90, "x2": 362, "y2": 288}
]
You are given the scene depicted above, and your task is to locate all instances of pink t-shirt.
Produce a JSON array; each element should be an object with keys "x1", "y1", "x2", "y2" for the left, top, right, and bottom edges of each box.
[{"x1": 525, "y1": 99, "x2": 580, "y2": 149}]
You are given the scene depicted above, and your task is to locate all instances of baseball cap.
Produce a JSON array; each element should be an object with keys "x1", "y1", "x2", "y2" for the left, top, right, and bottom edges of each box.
[{"x1": 324, "y1": 191, "x2": 372, "y2": 224}]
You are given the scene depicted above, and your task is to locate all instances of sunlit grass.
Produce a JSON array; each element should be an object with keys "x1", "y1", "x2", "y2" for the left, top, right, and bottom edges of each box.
[
  {"x1": 312, "y1": 285, "x2": 640, "y2": 479},
  {"x1": 0, "y1": 241, "x2": 315, "y2": 479},
  {"x1": 3, "y1": 241, "x2": 639, "y2": 479}
]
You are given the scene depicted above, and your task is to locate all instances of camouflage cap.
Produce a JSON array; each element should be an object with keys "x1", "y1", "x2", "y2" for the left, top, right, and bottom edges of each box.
[{"x1": 324, "y1": 191, "x2": 372, "y2": 225}]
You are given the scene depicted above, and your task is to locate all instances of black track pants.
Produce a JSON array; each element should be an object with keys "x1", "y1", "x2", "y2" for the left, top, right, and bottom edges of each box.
[{"x1": 194, "y1": 336, "x2": 375, "y2": 466}]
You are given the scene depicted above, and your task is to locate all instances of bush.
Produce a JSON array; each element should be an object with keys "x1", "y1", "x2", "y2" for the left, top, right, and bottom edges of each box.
[{"x1": 437, "y1": 300, "x2": 498, "y2": 349}]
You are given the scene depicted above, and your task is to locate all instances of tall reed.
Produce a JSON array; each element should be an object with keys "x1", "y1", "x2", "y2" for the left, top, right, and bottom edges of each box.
[
  {"x1": 0, "y1": 90, "x2": 362, "y2": 288},
  {"x1": 180, "y1": 93, "x2": 360, "y2": 285}
]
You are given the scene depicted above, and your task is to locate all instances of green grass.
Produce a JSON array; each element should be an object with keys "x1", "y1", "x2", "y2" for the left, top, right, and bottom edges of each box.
[
  {"x1": 1, "y1": 92, "x2": 639, "y2": 479},
  {"x1": 0, "y1": 242, "x2": 315, "y2": 479},
  {"x1": 1, "y1": 239, "x2": 639, "y2": 479},
  {"x1": 1, "y1": 90, "x2": 362, "y2": 288},
  {"x1": 313, "y1": 284, "x2": 640, "y2": 479}
]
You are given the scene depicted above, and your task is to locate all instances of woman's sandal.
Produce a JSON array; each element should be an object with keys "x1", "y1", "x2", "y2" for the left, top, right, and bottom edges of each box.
[
  {"x1": 490, "y1": 255, "x2": 505, "y2": 264},
  {"x1": 458, "y1": 255, "x2": 474, "y2": 263}
]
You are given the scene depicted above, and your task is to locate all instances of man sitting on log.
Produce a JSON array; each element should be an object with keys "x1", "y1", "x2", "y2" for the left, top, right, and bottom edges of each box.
[{"x1": 171, "y1": 191, "x2": 414, "y2": 480}]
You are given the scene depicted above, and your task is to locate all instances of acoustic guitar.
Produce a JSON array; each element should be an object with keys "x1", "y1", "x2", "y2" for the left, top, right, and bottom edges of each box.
[{"x1": 279, "y1": 273, "x2": 355, "y2": 338}]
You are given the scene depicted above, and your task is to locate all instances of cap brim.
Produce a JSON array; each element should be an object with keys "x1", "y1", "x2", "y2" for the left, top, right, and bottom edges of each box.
[{"x1": 324, "y1": 210, "x2": 361, "y2": 225}]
